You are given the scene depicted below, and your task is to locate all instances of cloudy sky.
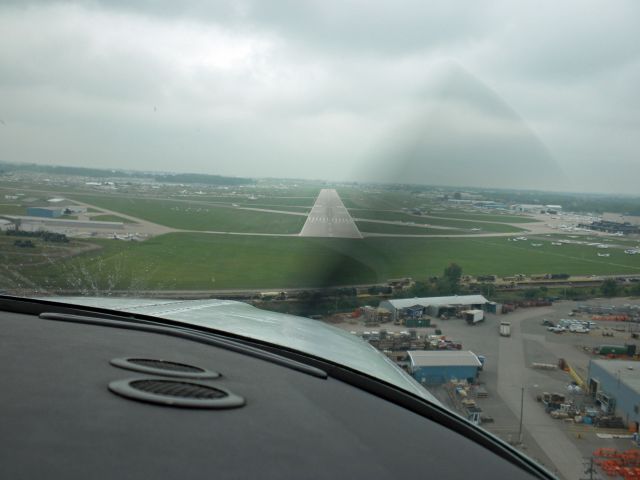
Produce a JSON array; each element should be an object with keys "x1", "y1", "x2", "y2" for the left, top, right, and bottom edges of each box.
[{"x1": 1, "y1": 1, "x2": 639, "y2": 193}]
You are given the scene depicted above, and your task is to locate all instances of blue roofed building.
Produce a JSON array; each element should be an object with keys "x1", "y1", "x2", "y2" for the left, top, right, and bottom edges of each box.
[
  {"x1": 26, "y1": 206, "x2": 65, "y2": 218},
  {"x1": 408, "y1": 350, "x2": 483, "y2": 385}
]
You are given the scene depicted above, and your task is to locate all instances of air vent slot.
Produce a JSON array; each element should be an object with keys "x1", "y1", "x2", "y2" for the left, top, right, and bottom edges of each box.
[
  {"x1": 108, "y1": 378, "x2": 245, "y2": 409},
  {"x1": 110, "y1": 357, "x2": 220, "y2": 379}
]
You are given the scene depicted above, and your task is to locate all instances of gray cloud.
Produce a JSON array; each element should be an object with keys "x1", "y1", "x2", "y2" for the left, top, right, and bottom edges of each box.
[
  {"x1": 366, "y1": 64, "x2": 567, "y2": 189},
  {"x1": 0, "y1": 1, "x2": 638, "y2": 193}
]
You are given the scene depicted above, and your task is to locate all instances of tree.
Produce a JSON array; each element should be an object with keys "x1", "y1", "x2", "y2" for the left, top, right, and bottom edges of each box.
[
  {"x1": 565, "y1": 288, "x2": 583, "y2": 299},
  {"x1": 480, "y1": 283, "x2": 495, "y2": 297},
  {"x1": 442, "y1": 263, "x2": 463, "y2": 294},
  {"x1": 628, "y1": 282, "x2": 640, "y2": 297},
  {"x1": 600, "y1": 279, "x2": 619, "y2": 297},
  {"x1": 443, "y1": 263, "x2": 462, "y2": 283},
  {"x1": 408, "y1": 281, "x2": 436, "y2": 297}
]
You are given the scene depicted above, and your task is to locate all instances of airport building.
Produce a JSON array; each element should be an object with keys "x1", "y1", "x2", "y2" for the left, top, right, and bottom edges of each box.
[
  {"x1": 26, "y1": 206, "x2": 65, "y2": 218},
  {"x1": 580, "y1": 219, "x2": 640, "y2": 235},
  {"x1": 602, "y1": 213, "x2": 640, "y2": 226},
  {"x1": 379, "y1": 295, "x2": 489, "y2": 322},
  {"x1": 511, "y1": 204, "x2": 545, "y2": 213},
  {"x1": 408, "y1": 350, "x2": 483, "y2": 385},
  {"x1": 511, "y1": 204, "x2": 562, "y2": 214},
  {"x1": 587, "y1": 359, "x2": 640, "y2": 429},
  {"x1": 473, "y1": 201, "x2": 507, "y2": 209},
  {"x1": 64, "y1": 205, "x2": 88, "y2": 214}
]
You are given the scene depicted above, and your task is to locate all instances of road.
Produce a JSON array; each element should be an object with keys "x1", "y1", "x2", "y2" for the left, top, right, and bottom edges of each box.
[
  {"x1": 9, "y1": 216, "x2": 125, "y2": 230},
  {"x1": 300, "y1": 189, "x2": 362, "y2": 238},
  {"x1": 358, "y1": 307, "x2": 588, "y2": 479},
  {"x1": 497, "y1": 308, "x2": 584, "y2": 480}
]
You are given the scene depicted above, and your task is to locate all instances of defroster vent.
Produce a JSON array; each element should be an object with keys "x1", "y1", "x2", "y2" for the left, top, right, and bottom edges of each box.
[{"x1": 108, "y1": 378, "x2": 245, "y2": 409}]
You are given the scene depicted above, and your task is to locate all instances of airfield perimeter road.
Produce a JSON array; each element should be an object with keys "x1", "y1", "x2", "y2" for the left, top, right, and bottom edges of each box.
[{"x1": 300, "y1": 189, "x2": 363, "y2": 238}]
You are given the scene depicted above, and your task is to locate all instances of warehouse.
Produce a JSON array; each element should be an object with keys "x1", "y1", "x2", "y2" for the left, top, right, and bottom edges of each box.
[
  {"x1": 408, "y1": 350, "x2": 482, "y2": 385},
  {"x1": 379, "y1": 295, "x2": 488, "y2": 322},
  {"x1": 26, "y1": 206, "x2": 65, "y2": 218},
  {"x1": 511, "y1": 203, "x2": 545, "y2": 213},
  {"x1": 587, "y1": 359, "x2": 640, "y2": 429}
]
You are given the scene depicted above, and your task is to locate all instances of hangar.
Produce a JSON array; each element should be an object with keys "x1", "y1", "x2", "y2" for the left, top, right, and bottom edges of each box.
[
  {"x1": 26, "y1": 206, "x2": 65, "y2": 218},
  {"x1": 588, "y1": 359, "x2": 640, "y2": 429},
  {"x1": 379, "y1": 295, "x2": 489, "y2": 322}
]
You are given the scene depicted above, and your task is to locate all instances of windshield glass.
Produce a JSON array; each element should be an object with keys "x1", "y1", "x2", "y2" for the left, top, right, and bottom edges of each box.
[
  {"x1": 49, "y1": 295, "x2": 434, "y2": 401},
  {"x1": 2, "y1": 2, "x2": 639, "y2": 478}
]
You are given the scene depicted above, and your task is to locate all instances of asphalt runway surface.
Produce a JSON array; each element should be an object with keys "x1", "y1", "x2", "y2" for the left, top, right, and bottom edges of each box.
[{"x1": 300, "y1": 189, "x2": 362, "y2": 238}]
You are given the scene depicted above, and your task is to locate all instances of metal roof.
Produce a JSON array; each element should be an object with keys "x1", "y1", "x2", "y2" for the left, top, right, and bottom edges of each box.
[
  {"x1": 591, "y1": 359, "x2": 640, "y2": 394},
  {"x1": 28, "y1": 206, "x2": 65, "y2": 211},
  {"x1": 383, "y1": 295, "x2": 488, "y2": 310},
  {"x1": 408, "y1": 350, "x2": 482, "y2": 368}
]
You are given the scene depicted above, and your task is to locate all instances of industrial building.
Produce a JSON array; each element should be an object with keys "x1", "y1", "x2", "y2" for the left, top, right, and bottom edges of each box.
[
  {"x1": 587, "y1": 359, "x2": 640, "y2": 429},
  {"x1": 511, "y1": 204, "x2": 545, "y2": 213},
  {"x1": 510, "y1": 204, "x2": 562, "y2": 214},
  {"x1": 579, "y1": 219, "x2": 640, "y2": 235},
  {"x1": 379, "y1": 295, "x2": 489, "y2": 322},
  {"x1": 408, "y1": 350, "x2": 482, "y2": 385},
  {"x1": 26, "y1": 206, "x2": 65, "y2": 218},
  {"x1": 602, "y1": 213, "x2": 640, "y2": 226}
]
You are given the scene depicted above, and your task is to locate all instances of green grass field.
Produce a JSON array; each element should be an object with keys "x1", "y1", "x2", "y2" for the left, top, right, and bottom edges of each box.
[
  {"x1": 350, "y1": 210, "x2": 525, "y2": 233},
  {"x1": 19, "y1": 232, "x2": 640, "y2": 291},
  {"x1": 0, "y1": 234, "x2": 49, "y2": 258},
  {"x1": 337, "y1": 189, "x2": 414, "y2": 210},
  {"x1": 0, "y1": 234, "x2": 97, "y2": 290},
  {"x1": 169, "y1": 195, "x2": 316, "y2": 208},
  {"x1": 426, "y1": 211, "x2": 538, "y2": 223},
  {"x1": 238, "y1": 206, "x2": 310, "y2": 214},
  {"x1": 355, "y1": 221, "x2": 461, "y2": 235},
  {"x1": 4, "y1": 181, "x2": 640, "y2": 292},
  {"x1": 0, "y1": 204, "x2": 28, "y2": 215},
  {"x1": 67, "y1": 194, "x2": 306, "y2": 233}
]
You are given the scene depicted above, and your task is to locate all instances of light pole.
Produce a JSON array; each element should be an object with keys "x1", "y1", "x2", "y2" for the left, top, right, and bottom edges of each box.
[{"x1": 518, "y1": 386, "x2": 525, "y2": 444}]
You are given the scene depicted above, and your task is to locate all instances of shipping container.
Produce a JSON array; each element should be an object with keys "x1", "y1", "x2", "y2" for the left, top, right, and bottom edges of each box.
[
  {"x1": 405, "y1": 317, "x2": 431, "y2": 328},
  {"x1": 595, "y1": 345, "x2": 629, "y2": 355}
]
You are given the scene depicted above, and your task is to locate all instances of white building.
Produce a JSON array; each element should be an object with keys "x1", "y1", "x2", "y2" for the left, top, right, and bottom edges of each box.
[
  {"x1": 511, "y1": 204, "x2": 545, "y2": 213},
  {"x1": 379, "y1": 295, "x2": 489, "y2": 321}
]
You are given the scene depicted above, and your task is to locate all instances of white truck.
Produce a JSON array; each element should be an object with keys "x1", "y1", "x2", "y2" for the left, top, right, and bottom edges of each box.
[{"x1": 499, "y1": 321, "x2": 511, "y2": 337}]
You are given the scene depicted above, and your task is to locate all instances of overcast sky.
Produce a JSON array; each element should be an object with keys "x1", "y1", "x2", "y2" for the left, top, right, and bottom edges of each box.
[{"x1": 1, "y1": 1, "x2": 639, "y2": 193}]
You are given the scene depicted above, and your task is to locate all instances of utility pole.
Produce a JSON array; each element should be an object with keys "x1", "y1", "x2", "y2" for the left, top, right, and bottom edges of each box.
[
  {"x1": 518, "y1": 386, "x2": 524, "y2": 444},
  {"x1": 581, "y1": 456, "x2": 599, "y2": 480}
]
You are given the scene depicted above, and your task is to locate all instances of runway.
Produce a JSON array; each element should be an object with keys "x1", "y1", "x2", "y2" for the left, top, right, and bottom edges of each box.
[{"x1": 299, "y1": 189, "x2": 362, "y2": 238}]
